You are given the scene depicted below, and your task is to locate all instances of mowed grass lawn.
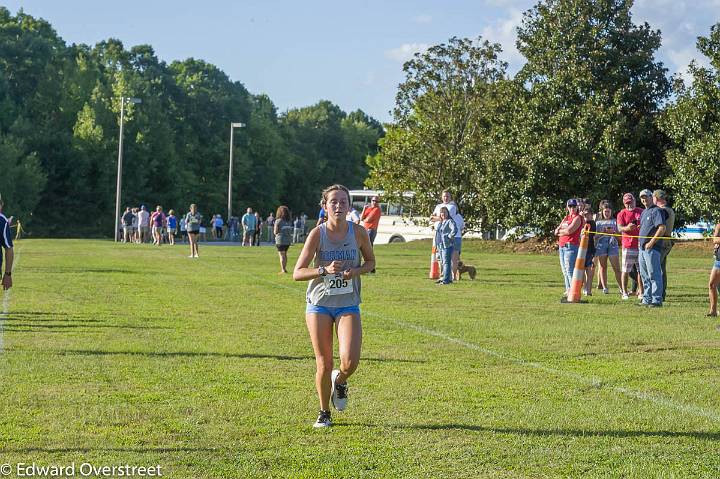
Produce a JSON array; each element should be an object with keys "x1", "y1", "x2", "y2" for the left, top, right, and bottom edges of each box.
[{"x1": 0, "y1": 238, "x2": 719, "y2": 478}]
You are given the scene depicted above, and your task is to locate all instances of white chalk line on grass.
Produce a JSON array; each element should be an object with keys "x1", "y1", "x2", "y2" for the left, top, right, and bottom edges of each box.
[
  {"x1": 375, "y1": 314, "x2": 720, "y2": 423},
  {"x1": 0, "y1": 249, "x2": 19, "y2": 353},
  {"x1": 257, "y1": 277, "x2": 720, "y2": 422}
]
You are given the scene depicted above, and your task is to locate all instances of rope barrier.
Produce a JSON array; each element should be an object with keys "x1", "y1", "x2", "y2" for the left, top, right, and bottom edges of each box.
[{"x1": 589, "y1": 230, "x2": 718, "y2": 241}]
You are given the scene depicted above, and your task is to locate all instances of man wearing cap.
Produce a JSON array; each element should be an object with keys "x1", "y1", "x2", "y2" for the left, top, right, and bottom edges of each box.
[
  {"x1": 0, "y1": 195, "x2": 14, "y2": 290},
  {"x1": 638, "y1": 192, "x2": 668, "y2": 306},
  {"x1": 654, "y1": 190, "x2": 674, "y2": 301},
  {"x1": 617, "y1": 193, "x2": 644, "y2": 300},
  {"x1": 554, "y1": 199, "x2": 584, "y2": 296},
  {"x1": 360, "y1": 196, "x2": 382, "y2": 246}
]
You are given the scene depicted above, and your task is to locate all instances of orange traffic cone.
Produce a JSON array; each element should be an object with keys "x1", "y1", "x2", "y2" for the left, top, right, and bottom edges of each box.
[
  {"x1": 566, "y1": 224, "x2": 591, "y2": 303},
  {"x1": 429, "y1": 245, "x2": 440, "y2": 279}
]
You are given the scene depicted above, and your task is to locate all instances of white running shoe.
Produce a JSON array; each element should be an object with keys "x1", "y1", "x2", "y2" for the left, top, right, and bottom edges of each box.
[
  {"x1": 603, "y1": 288, "x2": 609, "y2": 294},
  {"x1": 331, "y1": 369, "x2": 348, "y2": 411},
  {"x1": 188, "y1": 255, "x2": 194, "y2": 258},
  {"x1": 622, "y1": 293, "x2": 629, "y2": 300},
  {"x1": 193, "y1": 254, "x2": 199, "y2": 258},
  {"x1": 313, "y1": 410, "x2": 332, "y2": 428}
]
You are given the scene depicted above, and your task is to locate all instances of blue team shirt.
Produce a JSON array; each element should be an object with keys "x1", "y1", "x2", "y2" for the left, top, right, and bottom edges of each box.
[{"x1": 0, "y1": 213, "x2": 13, "y2": 271}]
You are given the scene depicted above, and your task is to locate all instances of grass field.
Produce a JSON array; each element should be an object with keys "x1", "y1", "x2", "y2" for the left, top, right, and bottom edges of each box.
[{"x1": 0, "y1": 238, "x2": 719, "y2": 478}]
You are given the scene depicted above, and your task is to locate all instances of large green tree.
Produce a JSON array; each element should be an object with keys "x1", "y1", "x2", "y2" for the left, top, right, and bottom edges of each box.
[
  {"x1": 367, "y1": 36, "x2": 507, "y2": 230},
  {"x1": 280, "y1": 101, "x2": 383, "y2": 216},
  {"x1": 497, "y1": 0, "x2": 670, "y2": 232},
  {"x1": 660, "y1": 23, "x2": 720, "y2": 220},
  {"x1": 0, "y1": 8, "x2": 381, "y2": 235}
]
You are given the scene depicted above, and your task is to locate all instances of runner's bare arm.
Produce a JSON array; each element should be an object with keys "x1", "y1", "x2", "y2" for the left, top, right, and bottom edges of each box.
[
  {"x1": 341, "y1": 226, "x2": 375, "y2": 280},
  {"x1": 293, "y1": 228, "x2": 323, "y2": 281}
]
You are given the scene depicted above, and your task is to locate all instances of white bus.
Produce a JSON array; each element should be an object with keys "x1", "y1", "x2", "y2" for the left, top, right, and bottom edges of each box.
[{"x1": 349, "y1": 189, "x2": 434, "y2": 244}]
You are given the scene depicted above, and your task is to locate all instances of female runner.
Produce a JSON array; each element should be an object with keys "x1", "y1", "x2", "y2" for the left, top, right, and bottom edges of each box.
[{"x1": 293, "y1": 184, "x2": 375, "y2": 428}]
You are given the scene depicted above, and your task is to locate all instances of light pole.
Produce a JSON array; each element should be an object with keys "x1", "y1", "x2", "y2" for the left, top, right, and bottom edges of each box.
[
  {"x1": 228, "y1": 122, "x2": 246, "y2": 221},
  {"x1": 114, "y1": 97, "x2": 142, "y2": 241}
]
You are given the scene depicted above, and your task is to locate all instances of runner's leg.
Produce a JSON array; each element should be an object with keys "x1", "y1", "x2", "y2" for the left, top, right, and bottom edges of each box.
[
  {"x1": 306, "y1": 313, "x2": 334, "y2": 411},
  {"x1": 335, "y1": 313, "x2": 362, "y2": 385}
]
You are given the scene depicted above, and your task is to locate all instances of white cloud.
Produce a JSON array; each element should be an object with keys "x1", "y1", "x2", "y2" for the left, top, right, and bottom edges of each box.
[
  {"x1": 384, "y1": 43, "x2": 430, "y2": 63},
  {"x1": 480, "y1": 8, "x2": 526, "y2": 72},
  {"x1": 413, "y1": 14, "x2": 432, "y2": 24},
  {"x1": 632, "y1": 0, "x2": 717, "y2": 83}
]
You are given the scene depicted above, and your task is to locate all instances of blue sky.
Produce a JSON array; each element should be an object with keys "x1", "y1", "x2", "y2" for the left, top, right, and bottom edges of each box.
[{"x1": 5, "y1": 0, "x2": 720, "y2": 123}]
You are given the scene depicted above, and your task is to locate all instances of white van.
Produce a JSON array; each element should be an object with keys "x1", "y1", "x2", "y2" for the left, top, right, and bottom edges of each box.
[
  {"x1": 349, "y1": 190, "x2": 433, "y2": 244},
  {"x1": 349, "y1": 189, "x2": 483, "y2": 244}
]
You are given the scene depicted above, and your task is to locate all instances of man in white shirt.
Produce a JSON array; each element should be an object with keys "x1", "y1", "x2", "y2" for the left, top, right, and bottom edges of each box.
[
  {"x1": 430, "y1": 190, "x2": 458, "y2": 223},
  {"x1": 137, "y1": 205, "x2": 150, "y2": 243}
]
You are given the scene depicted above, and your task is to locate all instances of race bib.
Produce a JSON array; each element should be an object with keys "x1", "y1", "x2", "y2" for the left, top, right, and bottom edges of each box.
[{"x1": 324, "y1": 274, "x2": 353, "y2": 296}]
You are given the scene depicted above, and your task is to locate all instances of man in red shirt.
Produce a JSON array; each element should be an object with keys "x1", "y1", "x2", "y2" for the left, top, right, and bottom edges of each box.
[
  {"x1": 617, "y1": 193, "x2": 644, "y2": 300},
  {"x1": 360, "y1": 197, "x2": 381, "y2": 245},
  {"x1": 360, "y1": 196, "x2": 381, "y2": 274}
]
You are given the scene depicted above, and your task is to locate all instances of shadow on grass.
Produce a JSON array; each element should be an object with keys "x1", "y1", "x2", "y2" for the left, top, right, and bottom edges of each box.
[
  {"x1": 21, "y1": 349, "x2": 425, "y2": 363},
  {"x1": 1, "y1": 446, "x2": 218, "y2": 453},
  {"x1": 20, "y1": 267, "x2": 141, "y2": 274},
  {"x1": 337, "y1": 423, "x2": 720, "y2": 440},
  {"x1": 3, "y1": 323, "x2": 172, "y2": 330}
]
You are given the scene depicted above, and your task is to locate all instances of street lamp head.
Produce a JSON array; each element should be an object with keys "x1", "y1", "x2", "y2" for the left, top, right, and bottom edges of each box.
[
  {"x1": 128, "y1": 97, "x2": 142, "y2": 104},
  {"x1": 231, "y1": 122, "x2": 245, "y2": 128}
]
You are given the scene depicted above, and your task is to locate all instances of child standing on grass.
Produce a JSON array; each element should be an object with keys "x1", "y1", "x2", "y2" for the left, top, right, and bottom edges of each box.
[
  {"x1": 166, "y1": 210, "x2": 177, "y2": 245},
  {"x1": 293, "y1": 184, "x2": 376, "y2": 428}
]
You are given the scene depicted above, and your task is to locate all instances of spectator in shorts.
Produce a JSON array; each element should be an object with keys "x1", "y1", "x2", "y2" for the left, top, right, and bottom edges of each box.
[
  {"x1": 137, "y1": 205, "x2": 150, "y2": 243},
  {"x1": 131, "y1": 207, "x2": 140, "y2": 243},
  {"x1": 150, "y1": 206, "x2": 166, "y2": 246},
  {"x1": 166, "y1": 210, "x2": 177, "y2": 245},
  {"x1": 214, "y1": 214, "x2": 224, "y2": 240},
  {"x1": 121, "y1": 207, "x2": 135, "y2": 243},
  {"x1": 184, "y1": 204, "x2": 202, "y2": 258},
  {"x1": 274, "y1": 206, "x2": 293, "y2": 273},
  {"x1": 617, "y1": 193, "x2": 644, "y2": 300},
  {"x1": 707, "y1": 223, "x2": 720, "y2": 317},
  {"x1": 594, "y1": 202, "x2": 622, "y2": 294},
  {"x1": 582, "y1": 205, "x2": 596, "y2": 295},
  {"x1": 654, "y1": 190, "x2": 675, "y2": 301},
  {"x1": 241, "y1": 208, "x2": 256, "y2": 246},
  {"x1": 554, "y1": 198, "x2": 584, "y2": 296}
]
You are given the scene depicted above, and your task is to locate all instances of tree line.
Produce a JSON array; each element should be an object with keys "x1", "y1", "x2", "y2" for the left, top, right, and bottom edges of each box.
[
  {"x1": 0, "y1": 8, "x2": 383, "y2": 236},
  {"x1": 368, "y1": 0, "x2": 720, "y2": 235}
]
